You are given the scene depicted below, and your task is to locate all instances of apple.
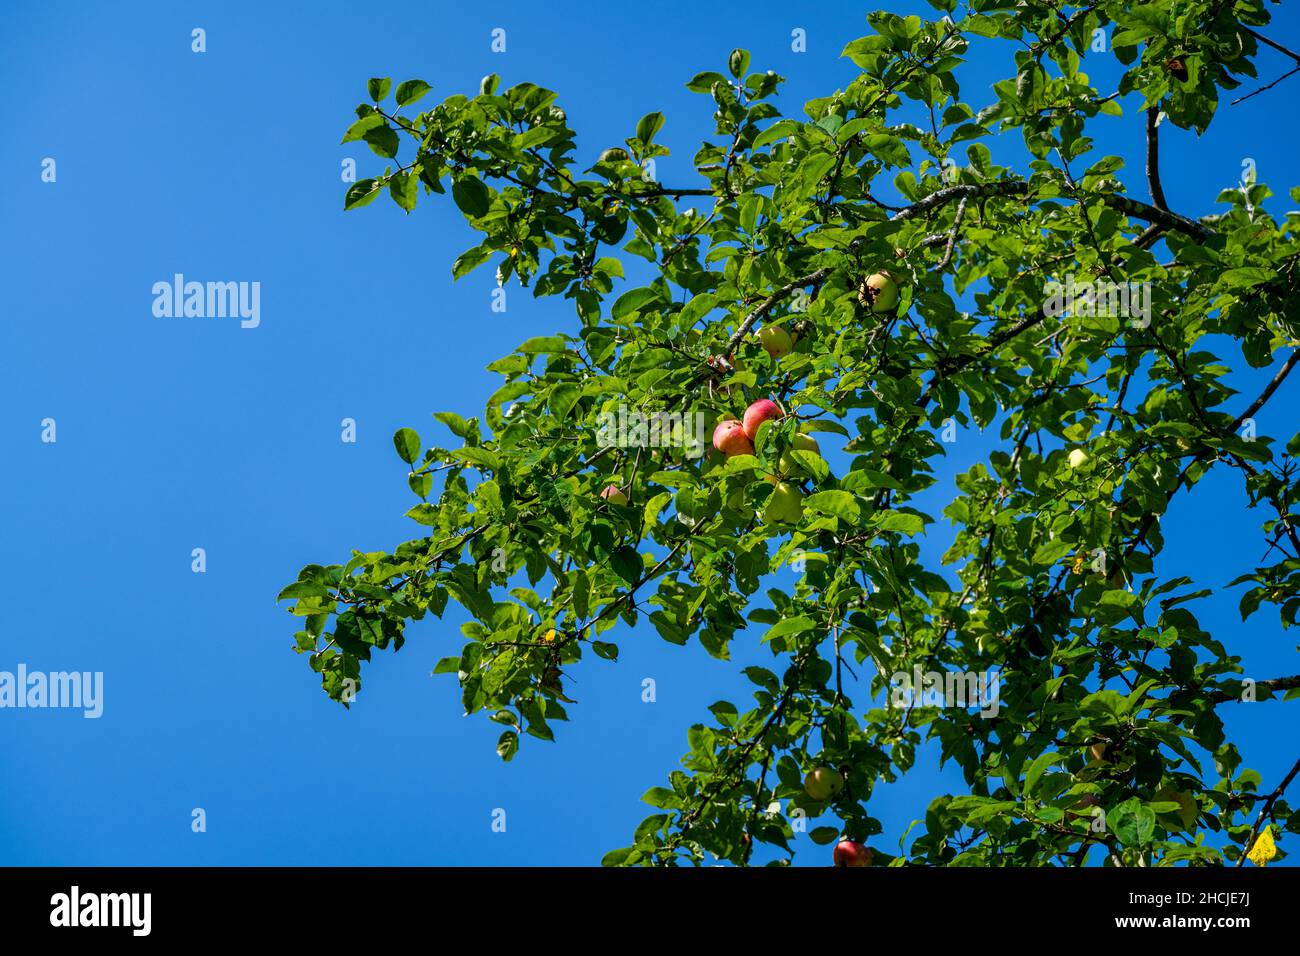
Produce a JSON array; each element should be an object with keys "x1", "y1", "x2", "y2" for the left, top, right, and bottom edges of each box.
[
  {"x1": 859, "y1": 272, "x2": 899, "y2": 313},
  {"x1": 1068, "y1": 448, "x2": 1089, "y2": 469},
  {"x1": 712, "y1": 419, "x2": 754, "y2": 457},
  {"x1": 758, "y1": 324, "x2": 793, "y2": 358},
  {"x1": 833, "y1": 840, "x2": 872, "y2": 867},
  {"x1": 765, "y1": 481, "x2": 804, "y2": 524},
  {"x1": 778, "y1": 433, "x2": 821, "y2": 479},
  {"x1": 804, "y1": 767, "x2": 845, "y2": 801},
  {"x1": 600, "y1": 484, "x2": 629, "y2": 505},
  {"x1": 742, "y1": 399, "x2": 784, "y2": 441}
]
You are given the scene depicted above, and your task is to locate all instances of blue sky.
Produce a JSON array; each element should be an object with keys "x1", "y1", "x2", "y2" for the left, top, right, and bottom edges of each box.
[{"x1": 2, "y1": 0, "x2": 1298, "y2": 865}]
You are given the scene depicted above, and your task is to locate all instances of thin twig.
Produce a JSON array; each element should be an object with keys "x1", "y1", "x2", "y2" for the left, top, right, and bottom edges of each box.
[{"x1": 1236, "y1": 754, "x2": 1300, "y2": 867}]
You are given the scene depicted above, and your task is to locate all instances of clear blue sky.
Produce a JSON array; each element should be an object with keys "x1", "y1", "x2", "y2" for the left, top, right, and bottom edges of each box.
[{"x1": 2, "y1": 0, "x2": 1297, "y2": 865}]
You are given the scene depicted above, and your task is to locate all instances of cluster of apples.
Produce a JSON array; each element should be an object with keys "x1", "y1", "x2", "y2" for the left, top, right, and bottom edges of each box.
[
  {"x1": 802, "y1": 766, "x2": 872, "y2": 866},
  {"x1": 712, "y1": 399, "x2": 821, "y2": 524}
]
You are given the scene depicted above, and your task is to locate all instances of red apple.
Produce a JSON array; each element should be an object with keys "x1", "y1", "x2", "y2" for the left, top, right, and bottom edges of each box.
[
  {"x1": 833, "y1": 840, "x2": 872, "y2": 867},
  {"x1": 600, "y1": 484, "x2": 629, "y2": 505},
  {"x1": 742, "y1": 399, "x2": 784, "y2": 441},
  {"x1": 712, "y1": 419, "x2": 754, "y2": 457}
]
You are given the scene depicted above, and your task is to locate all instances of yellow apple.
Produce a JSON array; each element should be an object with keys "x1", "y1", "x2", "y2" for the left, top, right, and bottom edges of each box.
[
  {"x1": 804, "y1": 767, "x2": 845, "y2": 801},
  {"x1": 758, "y1": 325, "x2": 793, "y2": 359},
  {"x1": 765, "y1": 481, "x2": 804, "y2": 524},
  {"x1": 859, "y1": 272, "x2": 899, "y2": 313}
]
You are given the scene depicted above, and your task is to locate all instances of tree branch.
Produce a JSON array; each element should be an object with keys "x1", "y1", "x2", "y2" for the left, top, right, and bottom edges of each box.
[
  {"x1": 933, "y1": 195, "x2": 969, "y2": 272},
  {"x1": 1236, "y1": 753, "x2": 1300, "y2": 867},
  {"x1": 723, "y1": 268, "x2": 832, "y2": 357},
  {"x1": 1145, "y1": 108, "x2": 1170, "y2": 211},
  {"x1": 1210, "y1": 674, "x2": 1300, "y2": 703},
  {"x1": 1124, "y1": 349, "x2": 1300, "y2": 558},
  {"x1": 1242, "y1": 26, "x2": 1300, "y2": 64},
  {"x1": 1231, "y1": 65, "x2": 1300, "y2": 107}
]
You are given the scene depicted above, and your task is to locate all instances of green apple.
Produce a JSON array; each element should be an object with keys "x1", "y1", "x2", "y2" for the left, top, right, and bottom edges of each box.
[
  {"x1": 804, "y1": 767, "x2": 845, "y2": 801},
  {"x1": 778, "y1": 433, "x2": 821, "y2": 479},
  {"x1": 765, "y1": 481, "x2": 804, "y2": 524},
  {"x1": 758, "y1": 325, "x2": 793, "y2": 359},
  {"x1": 1068, "y1": 448, "x2": 1089, "y2": 469},
  {"x1": 859, "y1": 272, "x2": 899, "y2": 313}
]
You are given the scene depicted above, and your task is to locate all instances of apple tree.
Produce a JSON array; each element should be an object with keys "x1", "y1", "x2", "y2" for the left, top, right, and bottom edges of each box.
[{"x1": 280, "y1": 0, "x2": 1300, "y2": 865}]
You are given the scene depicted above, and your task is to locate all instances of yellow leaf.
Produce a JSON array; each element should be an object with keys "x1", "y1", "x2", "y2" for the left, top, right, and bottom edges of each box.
[{"x1": 1246, "y1": 827, "x2": 1277, "y2": 866}]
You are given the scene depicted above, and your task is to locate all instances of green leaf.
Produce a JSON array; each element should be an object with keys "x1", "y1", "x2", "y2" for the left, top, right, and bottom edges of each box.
[
  {"x1": 517, "y1": 335, "x2": 567, "y2": 354},
  {"x1": 805, "y1": 490, "x2": 860, "y2": 521},
  {"x1": 686, "y1": 71, "x2": 726, "y2": 93},
  {"x1": 641, "y1": 787, "x2": 679, "y2": 809},
  {"x1": 1023, "y1": 752, "x2": 1063, "y2": 797},
  {"x1": 496, "y1": 730, "x2": 519, "y2": 762},
  {"x1": 452, "y1": 244, "x2": 492, "y2": 279},
  {"x1": 762, "y1": 615, "x2": 816, "y2": 642},
  {"x1": 452, "y1": 177, "x2": 490, "y2": 218},
  {"x1": 395, "y1": 79, "x2": 431, "y2": 107},
  {"x1": 433, "y1": 412, "x2": 475, "y2": 440},
  {"x1": 1110, "y1": 798, "x2": 1156, "y2": 846},
  {"x1": 341, "y1": 114, "x2": 386, "y2": 143},
  {"x1": 875, "y1": 511, "x2": 924, "y2": 535},
  {"x1": 388, "y1": 170, "x2": 418, "y2": 212},
  {"x1": 367, "y1": 77, "x2": 391, "y2": 102},
  {"x1": 344, "y1": 178, "x2": 382, "y2": 210},
  {"x1": 393, "y1": 428, "x2": 421, "y2": 464},
  {"x1": 611, "y1": 287, "x2": 663, "y2": 321},
  {"x1": 635, "y1": 111, "x2": 665, "y2": 144},
  {"x1": 727, "y1": 49, "x2": 750, "y2": 79},
  {"x1": 362, "y1": 123, "x2": 399, "y2": 159}
]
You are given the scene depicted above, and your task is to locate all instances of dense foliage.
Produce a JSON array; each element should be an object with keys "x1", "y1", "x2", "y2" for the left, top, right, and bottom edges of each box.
[{"x1": 280, "y1": 0, "x2": 1300, "y2": 866}]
